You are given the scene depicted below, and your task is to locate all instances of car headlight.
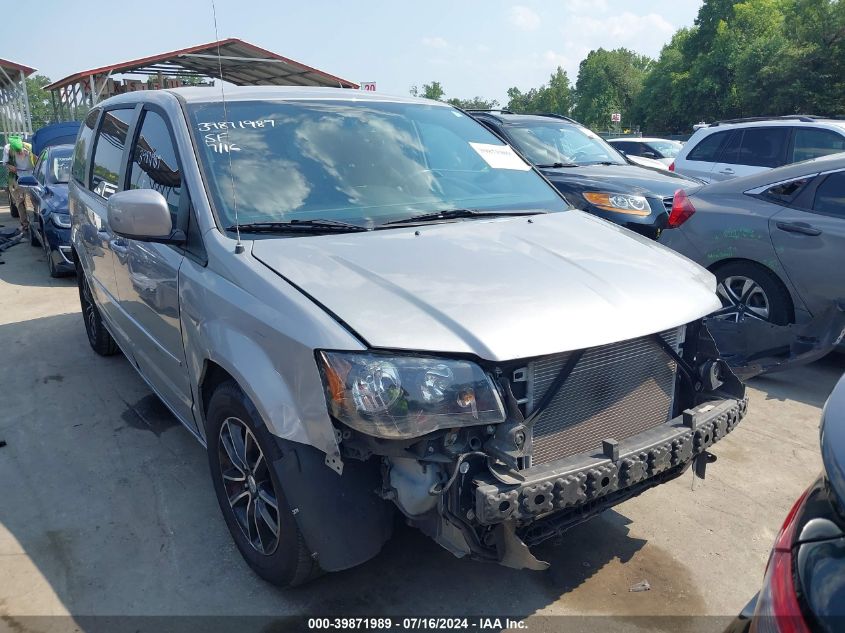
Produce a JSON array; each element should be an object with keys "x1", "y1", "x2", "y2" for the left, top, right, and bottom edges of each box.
[
  {"x1": 51, "y1": 213, "x2": 71, "y2": 228},
  {"x1": 582, "y1": 192, "x2": 651, "y2": 215},
  {"x1": 317, "y1": 351, "x2": 506, "y2": 439}
]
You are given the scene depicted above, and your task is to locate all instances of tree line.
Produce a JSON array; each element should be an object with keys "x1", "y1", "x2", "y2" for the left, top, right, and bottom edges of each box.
[{"x1": 412, "y1": 0, "x2": 845, "y2": 134}]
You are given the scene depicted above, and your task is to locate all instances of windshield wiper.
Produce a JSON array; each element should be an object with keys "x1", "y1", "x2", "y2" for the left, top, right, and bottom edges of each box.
[
  {"x1": 226, "y1": 219, "x2": 370, "y2": 233},
  {"x1": 535, "y1": 161, "x2": 578, "y2": 168},
  {"x1": 382, "y1": 209, "x2": 546, "y2": 227}
]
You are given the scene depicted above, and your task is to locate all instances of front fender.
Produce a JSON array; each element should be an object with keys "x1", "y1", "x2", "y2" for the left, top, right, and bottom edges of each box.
[
  {"x1": 177, "y1": 249, "x2": 364, "y2": 472},
  {"x1": 199, "y1": 326, "x2": 309, "y2": 444}
]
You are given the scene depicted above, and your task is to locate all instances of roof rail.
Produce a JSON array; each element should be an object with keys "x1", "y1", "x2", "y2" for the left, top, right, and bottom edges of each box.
[
  {"x1": 522, "y1": 112, "x2": 580, "y2": 124},
  {"x1": 709, "y1": 115, "x2": 822, "y2": 127}
]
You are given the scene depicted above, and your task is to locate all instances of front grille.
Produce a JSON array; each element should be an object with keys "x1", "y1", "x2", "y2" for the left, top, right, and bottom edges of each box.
[
  {"x1": 662, "y1": 196, "x2": 674, "y2": 212},
  {"x1": 524, "y1": 327, "x2": 683, "y2": 466}
]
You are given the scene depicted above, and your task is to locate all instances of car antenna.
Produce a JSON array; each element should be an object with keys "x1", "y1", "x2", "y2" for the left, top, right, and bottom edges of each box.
[{"x1": 210, "y1": 0, "x2": 244, "y2": 254}]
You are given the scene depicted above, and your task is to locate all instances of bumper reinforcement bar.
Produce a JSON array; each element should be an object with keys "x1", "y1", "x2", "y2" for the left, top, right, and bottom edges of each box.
[{"x1": 473, "y1": 397, "x2": 748, "y2": 525}]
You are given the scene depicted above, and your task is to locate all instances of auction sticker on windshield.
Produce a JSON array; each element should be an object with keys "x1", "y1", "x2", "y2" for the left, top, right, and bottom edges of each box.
[{"x1": 469, "y1": 142, "x2": 531, "y2": 171}]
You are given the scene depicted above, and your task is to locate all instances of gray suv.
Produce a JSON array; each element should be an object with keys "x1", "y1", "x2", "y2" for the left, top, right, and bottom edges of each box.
[{"x1": 69, "y1": 87, "x2": 747, "y2": 586}]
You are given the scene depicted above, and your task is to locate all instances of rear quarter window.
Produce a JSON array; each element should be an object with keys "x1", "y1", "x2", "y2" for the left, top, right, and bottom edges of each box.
[{"x1": 793, "y1": 128, "x2": 845, "y2": 163}]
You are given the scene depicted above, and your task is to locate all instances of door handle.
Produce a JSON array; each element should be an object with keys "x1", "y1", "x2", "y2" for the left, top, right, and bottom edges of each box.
[
  {"x1": 719, "y1": 167, "x2": 735, "y2": 175},
  {"x1": 110, "y1": 238, "x2": 129, "y2": 254},
  {"x1": 776, "y1": 221, "x2": 822, "y2": 236}
]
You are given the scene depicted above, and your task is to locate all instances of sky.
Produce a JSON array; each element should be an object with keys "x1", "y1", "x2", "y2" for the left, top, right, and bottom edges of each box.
[{"x1": 7, "y1": 0, "x2": 704, "y2": 104}]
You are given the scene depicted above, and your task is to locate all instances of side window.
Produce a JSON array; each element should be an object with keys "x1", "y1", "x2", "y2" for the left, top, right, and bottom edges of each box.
[
  {"x1": 813, "y1": 171, "x2": 845, "y2": 217},
  {"x1": 736, "y1": 127, "x2": 790, "y2": 168},
  {"x1": 793, "y1": 128, "x2": 845, "y2": 163},
  {"x1": 91, "y1": 108, "x2": 135, "y2": 199},
  {"x1": 687, "y1": 131, "x2": 728, "y2": 162},
  {"x1": 716, "y1": 130, "x2": 743, "y2": 165},
  {"x1": 128, "y1": 110, "x2": 182, "y2": 224},
  {"x1": 36, "y1": 151, "x2": 48, "y2": 185},
  {"x1": 71, "y1": 108, "x2": 99, "y2": 186}
]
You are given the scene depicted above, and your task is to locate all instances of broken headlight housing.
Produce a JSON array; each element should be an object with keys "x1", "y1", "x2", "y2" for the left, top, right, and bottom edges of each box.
[{"x1": 317, "y1": 351, "x2": 506, "y2": 439}]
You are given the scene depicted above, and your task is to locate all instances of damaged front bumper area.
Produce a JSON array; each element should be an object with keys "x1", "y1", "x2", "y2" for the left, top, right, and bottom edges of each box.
[
  {"x1": 474, "y1": 396, "x2": 746, "y2": 554},
  {"x1": 334, "y1": 319, "x2": 748, "y2": 571}
]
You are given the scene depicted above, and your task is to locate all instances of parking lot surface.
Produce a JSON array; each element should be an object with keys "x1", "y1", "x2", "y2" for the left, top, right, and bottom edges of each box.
[{"x1": 1, "y1": 203, "x2": 843, "y2": 625}]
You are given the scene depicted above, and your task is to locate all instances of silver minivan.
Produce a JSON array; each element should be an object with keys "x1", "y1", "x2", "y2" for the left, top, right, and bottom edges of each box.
[{"x1": 69, "y1": 87, "x2": 747, "y2": 586}]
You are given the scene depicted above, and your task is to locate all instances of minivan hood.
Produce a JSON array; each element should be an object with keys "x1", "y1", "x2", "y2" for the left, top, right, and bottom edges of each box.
[
  {"x1": 541, "y1": 163, "x2": 697, "y2": 198},
  {"x1": 252, "y1": 211, "x2": 720, "y2": 361}
]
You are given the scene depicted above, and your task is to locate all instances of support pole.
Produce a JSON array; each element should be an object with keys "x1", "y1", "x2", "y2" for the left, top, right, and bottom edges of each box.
[{"x1": 19, "y1": 70, "x2": 32, "y2": 133}]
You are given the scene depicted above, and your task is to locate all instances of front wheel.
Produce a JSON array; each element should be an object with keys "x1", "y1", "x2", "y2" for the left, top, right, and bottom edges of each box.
[
  {"x1": 29, "y1": 223, "x2": 39, "y2": 246},
  {"x1": 206, "y1": 380, "x2": 320, "y2": 587},
  {"x1": 712, "y1": 262, "x2": 793, "y2": 325},
  {"x1": 76, "y1": 265, "x2": 119, "y2": 356}
]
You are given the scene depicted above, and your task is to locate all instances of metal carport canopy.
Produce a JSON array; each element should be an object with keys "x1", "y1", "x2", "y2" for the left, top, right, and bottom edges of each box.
[
  {"x1": 45, "y1": 38, "x2": 359, "y2": 107},
  {"x1": 0, "y1": 58, "x2": 36, "y2": 137}
]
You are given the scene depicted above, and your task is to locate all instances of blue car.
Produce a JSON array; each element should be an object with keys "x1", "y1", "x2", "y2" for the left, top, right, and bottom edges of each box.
[{"x1": 18, "y1": 144, "x2": 75, "y2": 276}]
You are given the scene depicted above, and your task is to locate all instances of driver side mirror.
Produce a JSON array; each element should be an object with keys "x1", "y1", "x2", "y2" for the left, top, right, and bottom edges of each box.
[
  {"x1": 16, "y1": 174, "x2": 38, "y2": 187},
  {"x1": 107, "y1": 189, "x2": 184, "y2": 244}
]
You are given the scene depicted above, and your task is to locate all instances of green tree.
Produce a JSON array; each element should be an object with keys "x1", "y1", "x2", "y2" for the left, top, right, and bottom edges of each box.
[
  {"x1": 573, "y1": 49, "x2": 652, "y2": 130},
  {"x1": 634, "y1": 30, "x2": 696, "y2": 133},
  {"x1": 26, "y1": 75, "x2": 55, "y2": 130},
  {"x1": 446, "y1": 96, "x2": 500, "y2": 110},
  {"x1": 634, "y1": 0, "x2": 845, "y2": 134},
  {"x1": 410, "y1": 81, "x2": 445, "y2": 101},
  {"x1": 506, "y1": 67, "x2": 573, "y2": 115}
]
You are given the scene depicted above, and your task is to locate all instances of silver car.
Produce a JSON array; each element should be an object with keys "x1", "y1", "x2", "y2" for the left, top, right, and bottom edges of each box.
[
  {"x1": 660, "y1": 153, "x2": 845, "y2": 328},
  {"x1": 69, "y1": 87, "x2": 747, "y2": 586}
]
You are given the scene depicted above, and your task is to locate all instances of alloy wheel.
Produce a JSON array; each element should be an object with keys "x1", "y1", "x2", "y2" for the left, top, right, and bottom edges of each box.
[
  {"x1": 217, "y1": 417, "x2": 280, "y2": 555},
  {"x1": 713, "y1": 275, "x2": 771, "y2": 322}
]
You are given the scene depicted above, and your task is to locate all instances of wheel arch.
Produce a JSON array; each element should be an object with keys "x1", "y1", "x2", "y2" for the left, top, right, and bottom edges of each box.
[
  {"x1": 200, "y1": 357, "x2": 395, "y2": 573},
  {"x1": 708, "y1": 257, "x2": 798, "y2": 323}
]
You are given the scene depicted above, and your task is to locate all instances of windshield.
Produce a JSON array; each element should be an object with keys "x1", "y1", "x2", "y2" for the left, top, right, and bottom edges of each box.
[
  {"x1": 646, "y1": 140, "x2": 683, "y2": 158},
  {"x1": 48, "y1": 147, "x2": 72, "y2": 184},
  {"x1": 507, "y1": 123, "x2": 626, "y2": 166},
  {"x1": 188, "y1": 100, "x2": 568, "y2": 229}
]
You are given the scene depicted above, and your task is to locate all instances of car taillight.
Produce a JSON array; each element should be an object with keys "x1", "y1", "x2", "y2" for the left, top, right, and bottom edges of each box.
[
  {"x1": 750, "y1": 487, "x2": 812, "y2": 633},
  {"x1": 667, "y1": 189, "x2": 696, "y2": 228},
  {"x1": 668, "y1": 161, "x2": 675, "y2": 171}
]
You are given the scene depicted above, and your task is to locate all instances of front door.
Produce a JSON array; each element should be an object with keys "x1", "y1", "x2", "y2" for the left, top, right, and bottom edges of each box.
[
  {"x1": 112, "y1": 107, "x2": 194, "y2": 427},
  {"x1": 77, "y1": 107, "x2": 137, "y2": 332},
  {"x1": 769, "y1": 169, "x2": 845, "y2": 317}
]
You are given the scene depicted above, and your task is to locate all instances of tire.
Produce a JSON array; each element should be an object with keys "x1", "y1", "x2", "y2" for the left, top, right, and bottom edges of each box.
[
  {"x1": 47, "y1": 249, "x2": 62, "y2": 278},
  {"x1": 76, "y1": 265, "x2": 119, "y2": 356},
  {"x1": 9, "y1": 199, "x2": 19, "y2": 218},
  {"x1": 206, "y1": 380, "x2": 320, "y2": 587},
  {"x1": 29, "y1": 223, "x2": 39, "y2": 246},
  {"x1": 712, "y1": 261, "x2": 793, "y2": 326}
]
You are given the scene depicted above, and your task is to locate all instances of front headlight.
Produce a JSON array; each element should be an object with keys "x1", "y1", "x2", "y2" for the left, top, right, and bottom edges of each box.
[
  {"x1": 582, "y1": 192, "x2": 651, "y2": 215},
  {"x1": 51, "y1": 213, "x2": 71, "y2": 228},
  {"x1": 317, "y1": 351, "x2": 506, "y2": 439}
]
